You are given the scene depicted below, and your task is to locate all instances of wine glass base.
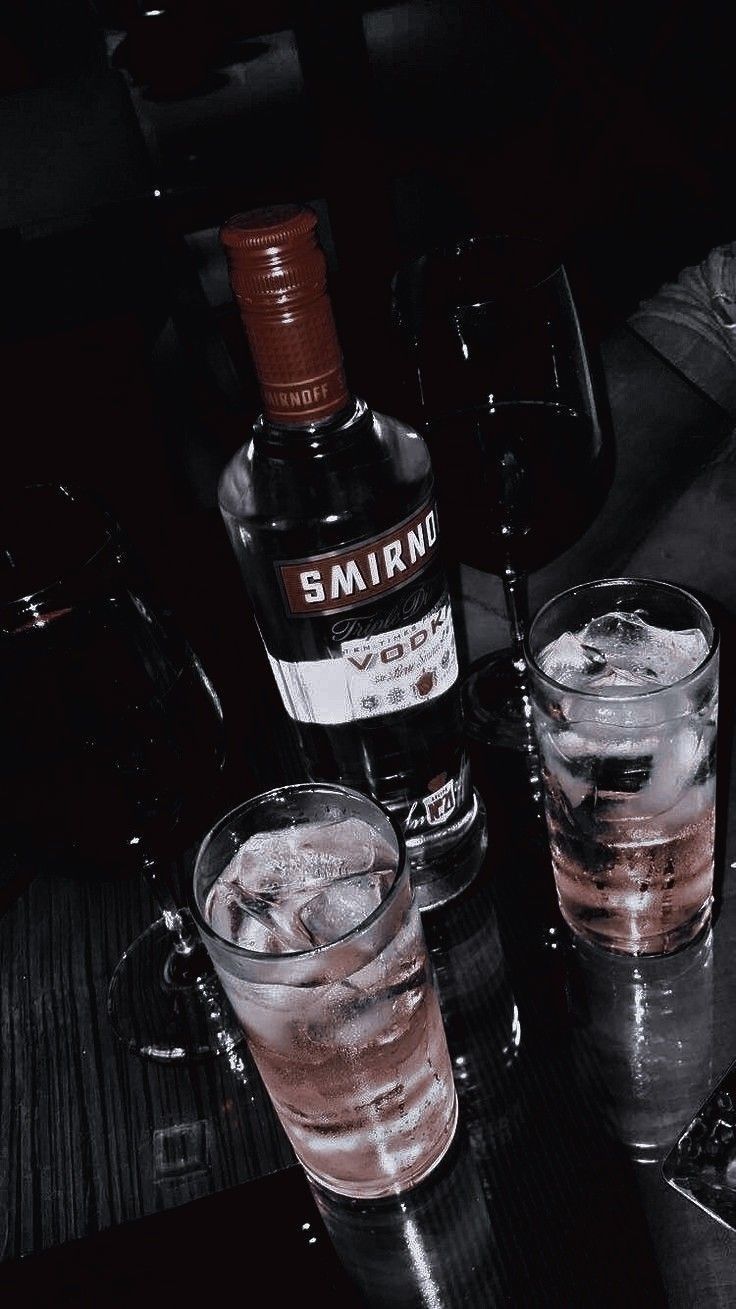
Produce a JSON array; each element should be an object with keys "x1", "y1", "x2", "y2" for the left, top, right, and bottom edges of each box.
[
  {"x1": 462, "y1": 649, "x2": 534, "y2": 750},
  {"x1": 108, "y1": 915, "x2": 243, "y2": 1062}
]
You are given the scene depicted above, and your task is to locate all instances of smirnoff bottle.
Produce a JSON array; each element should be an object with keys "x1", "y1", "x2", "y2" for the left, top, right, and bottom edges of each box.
[{"x1": 218, "y1": 205, "x2": 486, "y2": 909}]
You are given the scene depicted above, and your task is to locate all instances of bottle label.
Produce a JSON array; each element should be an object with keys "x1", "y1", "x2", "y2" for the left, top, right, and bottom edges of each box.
[
  {"x1": 265, "y1": 596, "x2": 459, "y2": 725},
  {"x1": 418, "y1": 776, "x2": 457, "y2": 827},
  {"x1": 277, "y1": 501, "x2": 439, "y2": 616}
]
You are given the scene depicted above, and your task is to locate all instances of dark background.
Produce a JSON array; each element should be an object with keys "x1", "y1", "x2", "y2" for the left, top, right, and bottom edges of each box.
[
  {"x1": 3, "y1": 0, "x2": 733, "y2": 774},
  {"x1": 3, "y1": 0, "x2": 733, "y2": 692},
  {"x1": 2, "y1": 8, "x2": 736, "y2": 1302}
]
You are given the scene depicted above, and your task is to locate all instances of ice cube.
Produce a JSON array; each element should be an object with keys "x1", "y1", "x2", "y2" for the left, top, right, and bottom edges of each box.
[
  {"x1": 206, "y1": 879, "x2": 240, "y2": 942},
  {"x1": 228, "y1": 978, "x2": 305, "y2": 1051},
  {"x1": 538, "y1": 631, "x2": 608, "y2": 685},
  {"x1": 299, "y1": 869, "x2": 395, "y2": 947},
  {"x1": 593, "y1": 753, "x2": 653, "y2": 797},
  {"x1": 226, "y1": 817, "x2": 395, "y2": 901},
  {"x1": 580, "y1": 611, "x2": 650, "y2": 650},
  {"x1": 627, "y1": 723, "x2": 704, "y2": 819},
  {"x1": 540, "y1": 612, "x2": 709, "y2": 693},
  {"x1": 650, "y1": 626, "x2": 708, "y2": 682},
  {"x1": 222, "y1": 911, "x2": 285, "y2": 955},
  {"x1": 587, "y1": 664, "x2": 647, "y2": 689},
  {"x1": 205, "y1": 815, "x2": 397, "y2": 953},
  {"x1": 578, "y1": 612, "x2": 708, "y2": 687},
  {"x1": 205, "y1": 878, "x2": 310, "y2": 952}
]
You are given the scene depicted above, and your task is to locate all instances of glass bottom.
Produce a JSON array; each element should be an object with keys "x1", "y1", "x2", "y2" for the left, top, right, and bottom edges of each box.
[
  {"x1": 462, "y1": 649, "x2": 535, "y2": 751},
  {"x1": 560, "y1": 898, "x2": 713, "y2": 958},
  {"x1": 409, "y1": 790, "x2": 488, "y2": 913},
  {"x1": 108, "y1": 913, "x2": 243, "y2": 1061},
  {"x1": 301, "y1": 1089, "x2": 459, "y2": 1201}
]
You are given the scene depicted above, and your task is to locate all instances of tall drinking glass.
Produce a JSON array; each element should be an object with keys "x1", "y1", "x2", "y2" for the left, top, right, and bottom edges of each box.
[
  {"x1": 527, "y1": 577, "x2": 718, "y2": 955},
  {"x1": 192, "y1": 783, "x2": 458, "y2": 1198},
  {"x1": 393, "y1": 236, "x2": 611, "y2": 749}
]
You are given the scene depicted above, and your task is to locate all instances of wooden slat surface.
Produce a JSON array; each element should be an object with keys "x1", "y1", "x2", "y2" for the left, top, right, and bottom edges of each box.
[{"x1": 0, "y1": 868, "x2": 293, "y2": 1263}]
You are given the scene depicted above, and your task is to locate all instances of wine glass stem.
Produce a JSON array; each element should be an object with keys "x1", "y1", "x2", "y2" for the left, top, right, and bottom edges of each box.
[
  {"x1": 501, "y1": 567, "x2": 543, "y2": 810},
  {"x1": 143, "y1": 862, "x2": 199, "y2": 956},
  {"x1": 502, "y1": 566, "x2": 529, "y2": 672},
  {"x1": 141, "y1": 860, "x2": 242, "y2": 1051}
]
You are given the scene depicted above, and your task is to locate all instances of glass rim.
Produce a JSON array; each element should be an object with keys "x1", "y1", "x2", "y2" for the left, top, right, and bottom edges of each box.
[
  {"x1": 0, "y1": 482, "x2": 116, "y2": 616},
  {"x1": 399, "y1": 233, "x2": 565, "y2": 312},
  {"x1": 525, "y1": 576, "x2": 719, "y2": 702},
  {"x1": 191, "y1": 782, "x2": 409, "y2": 965}
]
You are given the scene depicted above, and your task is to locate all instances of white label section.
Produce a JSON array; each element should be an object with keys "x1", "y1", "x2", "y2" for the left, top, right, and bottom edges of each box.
[{"x1": 265, "y1": 600, "x2": 459, "y2": 725}]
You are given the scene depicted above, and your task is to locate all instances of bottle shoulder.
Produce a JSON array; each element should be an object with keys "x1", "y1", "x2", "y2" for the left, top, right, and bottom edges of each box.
[{"x1": 218, "y1": 402, "x2": 434, "y2": 530}]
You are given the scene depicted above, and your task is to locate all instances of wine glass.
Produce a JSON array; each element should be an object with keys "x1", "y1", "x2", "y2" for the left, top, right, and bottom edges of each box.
[
  {"x1": 0, "y1": 483, "x2": 240, "y2": 1060},
  {"x1": 392, "y1": 236, "x2": 612, "y2": 749}
]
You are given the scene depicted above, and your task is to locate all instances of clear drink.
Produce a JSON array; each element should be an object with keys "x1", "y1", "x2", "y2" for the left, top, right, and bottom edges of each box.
[
  {"x1": 192, "y1": 784, "x2": 458, "y2": 1198},
  {"x1": 527, "y1": 578, "x2": 718, "y2": 955}
]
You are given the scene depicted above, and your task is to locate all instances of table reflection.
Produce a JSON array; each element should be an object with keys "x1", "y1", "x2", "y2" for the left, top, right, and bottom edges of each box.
[
  {"x1": 425, "y1": 880, "x2": 521, "y2": 1106},
  {"x1": 567, "y1": 930, "x2": 714, "y2": 1162},
  {"x1": 311, "y1": 1124, "x2": 506, "y2": 1308}
]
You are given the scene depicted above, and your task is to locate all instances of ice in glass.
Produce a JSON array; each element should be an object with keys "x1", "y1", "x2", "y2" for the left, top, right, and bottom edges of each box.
[
  {"x1": 527, "y1": 579, "x2": 718, "y2": 955},
  {"x1": 192, "y1": 784, "x2": 458, "y2": 1198}
]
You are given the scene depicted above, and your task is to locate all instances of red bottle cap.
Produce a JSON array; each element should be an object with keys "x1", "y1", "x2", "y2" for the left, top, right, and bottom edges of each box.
[{"x1": 220, "y1": 205, "x2": 349, "y2": 425}]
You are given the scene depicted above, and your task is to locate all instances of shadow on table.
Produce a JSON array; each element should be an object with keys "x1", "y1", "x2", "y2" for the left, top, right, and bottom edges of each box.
[{"x1": 0, "y1": 1165, "x2": 356, "y2": 1308}]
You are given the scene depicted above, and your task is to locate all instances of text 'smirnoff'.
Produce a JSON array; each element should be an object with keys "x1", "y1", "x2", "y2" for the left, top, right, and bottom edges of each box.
[{"x1": 278, "y1": 501, "x2": 439, "y2": 616}]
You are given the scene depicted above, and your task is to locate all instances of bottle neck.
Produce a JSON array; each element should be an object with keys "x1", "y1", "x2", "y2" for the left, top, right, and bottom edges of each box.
[
  {"x1": 232, "y1": 275, "x2": 349, "y2": 428},
  {"x1": 221, "y1": 205, "x2": 351, "y2": 427},
  {"x1": 256, "y1": 396, "x2": 368, "y2": 449}
]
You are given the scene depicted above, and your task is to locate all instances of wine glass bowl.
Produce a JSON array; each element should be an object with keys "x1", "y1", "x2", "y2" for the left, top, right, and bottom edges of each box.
[
  {"x1": 393, "y1": 236, "x2": 613, "y2": 745},
  {"x1": 1, "y1": 485, "x2": 221, "y2": 869},
  {"x1": 0, "y1": 483, "x2": 237, "y2": 1059}
]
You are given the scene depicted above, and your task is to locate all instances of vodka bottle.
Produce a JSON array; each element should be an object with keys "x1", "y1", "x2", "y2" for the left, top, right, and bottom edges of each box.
[{"x1": 218, "y1": 205, "x2": 486, "y2": 909}]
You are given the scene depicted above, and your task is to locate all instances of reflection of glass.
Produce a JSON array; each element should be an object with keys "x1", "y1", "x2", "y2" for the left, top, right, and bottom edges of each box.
[
  {"x1": 392, "y1": 236, "x2": 611, "y2": 749},
  {"x1": 192, "y1": 784, "x2": 458, "y2": 1199},
  {"x1": 311, "y1": 1125, "x2": 505, "y2": 1307},
  {"x1": 528, "y1": 578, "x2": 718, "y2": 955},
  {"x1": 425, "y1": 883, "x2": 521, "y2": 1101},
  {"x1": 567, "y1": 930, "x2": 714, "y2": 1162},
  {"x1": 0, "y1": 483, "x2": 237, "y2": 1061}
]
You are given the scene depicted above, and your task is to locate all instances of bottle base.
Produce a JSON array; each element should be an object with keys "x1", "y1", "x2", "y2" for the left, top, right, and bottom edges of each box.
[{"x1": 408, "y1": 789, "x2": 488, "y2": 913}]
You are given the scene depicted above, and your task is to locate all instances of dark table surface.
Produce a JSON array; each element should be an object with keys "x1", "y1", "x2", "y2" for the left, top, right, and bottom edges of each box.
[
  {"x1": 3, "y1": 730, "x2": 736, "y2": 1308},
  {"x1": 3, "y1": 248, "x2": 736, "y2": 1305}
]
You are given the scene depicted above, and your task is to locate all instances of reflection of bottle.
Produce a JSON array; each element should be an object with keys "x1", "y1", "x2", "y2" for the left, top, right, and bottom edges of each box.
[
  {"x1": 218, "y1": 205, "x2": 486, "y2": 910},
  {"x1": 567, "y1": 930, "x2": 714, "y2": 1162},
  {"x1": 310, "y1": 1125, "x2": 507, "y2": 1308}
]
